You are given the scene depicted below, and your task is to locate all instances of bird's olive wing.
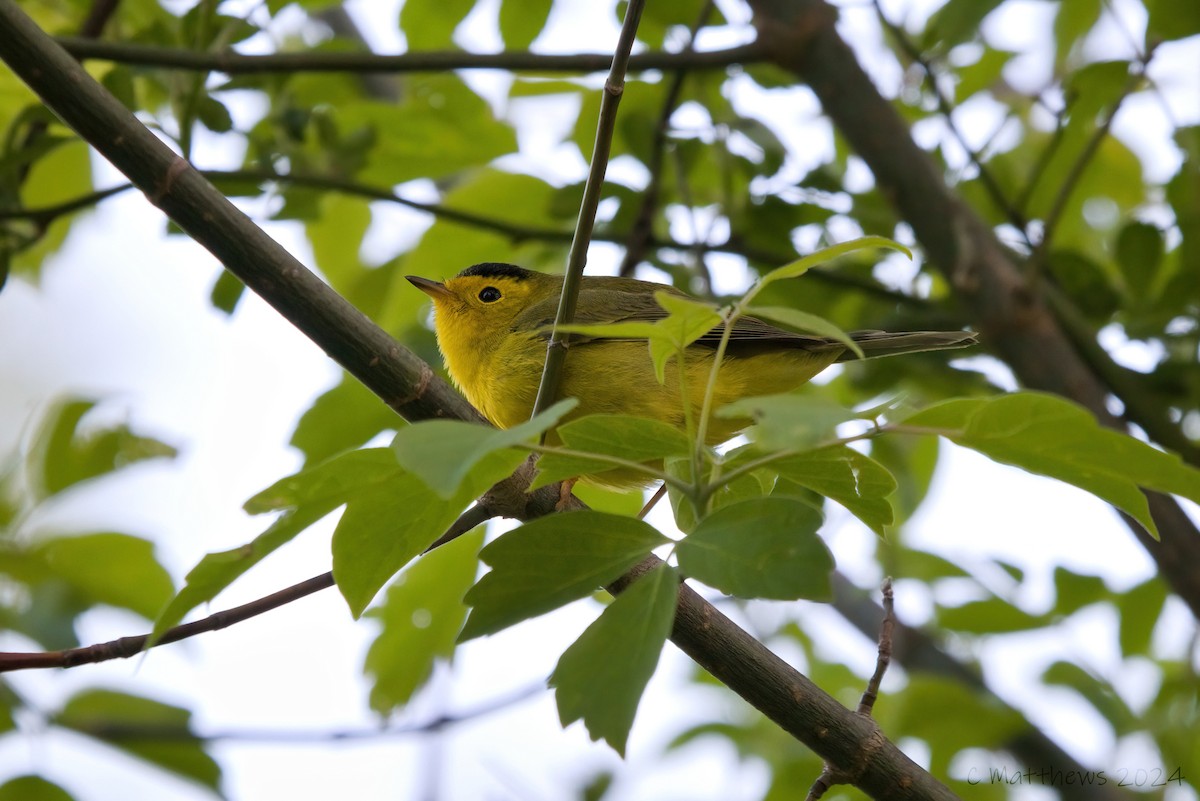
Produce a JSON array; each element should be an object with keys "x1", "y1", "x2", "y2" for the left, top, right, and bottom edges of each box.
[
  {"x1": 513, "y1": 286, "x2": 672, "y2": 342},
  {"x1": 514, "y1": 284, "x2": 847, "y2": 351}
]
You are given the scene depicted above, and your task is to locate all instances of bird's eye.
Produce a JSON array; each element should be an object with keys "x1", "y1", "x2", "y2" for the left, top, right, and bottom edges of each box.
[{"x1": 478, "y1": 286, "x2": 502, "y2": 303}]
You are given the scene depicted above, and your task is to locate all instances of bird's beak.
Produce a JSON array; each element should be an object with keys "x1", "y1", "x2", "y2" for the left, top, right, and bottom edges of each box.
[{"x1": 406, "y1": 275, "x2": 453, "y2": 300}]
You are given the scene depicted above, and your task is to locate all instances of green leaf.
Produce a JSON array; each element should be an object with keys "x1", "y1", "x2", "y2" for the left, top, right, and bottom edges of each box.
[
  {"x1": 290, "y1": 373, "x2": 399, "y2": 466},
  {"x1": 398, "y1": 0, "x2": 474, "y2": 47},
  {"x1": 1115, "y1": 221, "x2": 1165, "y2": 301},
  {"x1": 11, "y1": 139, "x2": 92, "y2": 278},
  {"x1": 244, "y1": 447, "x2": 399, "y2": 514},
  {"x1": 550, "y1": 563, "x2": 678, "y2": 755},
  {"x1": 338, "y1": 79, "x2": 516, "y2": 186},
  {"x1": 0, "y1": 776, "x2": 75, "y2": 801},
  {"x1": 717, "y1": 393, "x2": 858, "y2": 451},
  {"x1": 646, "y1": 292, "x2": 723, "y2": 382},
  {"x1": 1053, "y1": 0, "x2": 1102, "y2": 68},
  {"x1": 556, "y1": 294, "x2": 722, "y2": 384},
  {"x1": 1043, "y1": 661, "x2": 1138, "y2": 734},
  {"x1": 760, "y1": 236, "x2": 910, "y2": 287},
  {"x1": 1145, "y1": 0, "x2": 1200, "y2": 41},
  {"x1": 461, "y1": 511, "x2": 670, "y2": 640},
  {"x1": 745, "y1": 305, "x2": 864, "y2": 358},
  {"x1": 664, "y1": 455, "x2": 701, "y2": 533},
  {"x1": 891, "y1": 675, "x2": 1025, "y2": 750},
  {"x1": 365, "y1": 529, "x2": 484, "y2": 714},
  {"x1": 334, "y1": 449, "x2": 519, "y2": 617},
  {"x1": 954, "y1": 46, "x2": 1015, "y2": 103},
  {"x1": 152, "y1": 506, "x2": 328, "y2": 641},
  {"x1": 767, "y1": 446, "x2": 896, "y2": 536},
  {"x1": 306, "y1": 192, "x2": 371, "y2": 294},
  {"x1": 531, "y1": 414, "x2": 690, "y2": 489},
  {"x1": 499, "y1": 0, "x2": 552, "y2": 48},
  {"x1": 155, "y1": 448, "x2": 402, "y2": 637},
  {"x1": 903, "y1": 393, "x2": 1200, "y2": 538},
  {"x1": 868, "y1": 434, "x2": 939, "y2": 524},
  {"x1": 891, "y1": 547, "x2": 973, "y2": 582},
  {"x1": 55, "y1": 689, "x2": 221, "y2": 791},
  {"x1": 677, "y1": 497, "x2": 833, "y2": 600},
  {"x1": 391, "y1": 398, "x2": 575, "y2": 498},
  {"x1": 1117, "y1": 577, "x2": 1167, "y2": 656},
  {"x1": 208, "y1": 269, "x2": 245, "y2": 314},
  {"x1": 29, "y1": 398, "x2": 177, "y2": 500},
  {"x1": 36, "y1": 533, "x2": 173, "y2": 621},
  {"x1": 937, "y1": 596, "x2": 1049, "y2": 634},
  {"x1": 1046, "y1": 250, "x2": 1121, "y2": 320},
  {"x1": 195, "y1": 95, "x2": 233, "y2": 133},
  {"x1": 1052, "y1": 566, "x2": 1109, "y2": 616},
  {"x1": 923, "y1": 0, "x2": 1005, "y2": 49}
]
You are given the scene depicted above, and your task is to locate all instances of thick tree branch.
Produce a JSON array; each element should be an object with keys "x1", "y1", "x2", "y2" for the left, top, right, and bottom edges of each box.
[
  {"x1": 0, "y1": 7, "x2": 959, "y2": 798},
  {"x1": 745, "y1": 0, "x2": 1200, "y2": 619},
  {"x1": 56, "y1": 36, "x2": 764, "y2": 74}
]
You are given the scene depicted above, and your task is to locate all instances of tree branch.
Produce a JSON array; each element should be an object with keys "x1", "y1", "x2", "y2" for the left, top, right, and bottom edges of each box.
[
  {"x1": 746, "y1": 0, "x2": 1200, "y2": 619},
  {"x1": 1033, "y1": 68, "x2": 1142, "y2": 258},
  {"x1": 806, "y1": 578, "x2": 897, "y2": 801},
  {"x1": 871, "y1": 0, "x2": 1031, "y2": 240},
  {"x1": 617, "y1": 0, "x2": 714, "y2": 279},
  {"x1": 531, "y1": 0, "x2": 646, "y2": 418},
  {"x1": 2, "y1": 168, "x2": 937, "y2": 310},
  {"x1": 56, "y1": 36, "x2": 764, "y2": 75},
  {"x1": 0, "y1": 573, "x2": 334, "y2": 671}
]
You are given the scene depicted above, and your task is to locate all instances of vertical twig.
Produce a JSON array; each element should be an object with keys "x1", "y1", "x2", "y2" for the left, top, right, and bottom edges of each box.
[
  {"x1": 806, "y1": 578, "x2": 896, "y2": 801},
  {"x1": 618, "y1": 0, "x2": 715, "y2": 279},
  {"x1": 529, "y1": 0, "x2": 647, "y2": 420},
  {"x1": 872, "y1": 0, "x2": 1030, "y2": 241}
]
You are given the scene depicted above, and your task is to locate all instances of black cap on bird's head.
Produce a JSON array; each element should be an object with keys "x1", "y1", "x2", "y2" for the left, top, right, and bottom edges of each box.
[{"x1": 455, "y1": 263, "x2": 534, "y2": 282}]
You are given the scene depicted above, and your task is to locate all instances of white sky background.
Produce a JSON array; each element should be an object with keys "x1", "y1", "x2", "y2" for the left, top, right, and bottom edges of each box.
[{"x1": 1, "y1": 0, "x2": 1199, "y2": 799}]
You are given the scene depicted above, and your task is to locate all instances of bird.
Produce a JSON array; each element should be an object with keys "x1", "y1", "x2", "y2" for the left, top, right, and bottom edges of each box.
[{"x1": 407, "y1": 262, "x2": 975, "y2": 487}]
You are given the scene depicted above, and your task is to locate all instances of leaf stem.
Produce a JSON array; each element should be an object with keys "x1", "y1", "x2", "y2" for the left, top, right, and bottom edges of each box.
[{"x1": 524, "y1": 444, "x2": 683, "y2": 490}]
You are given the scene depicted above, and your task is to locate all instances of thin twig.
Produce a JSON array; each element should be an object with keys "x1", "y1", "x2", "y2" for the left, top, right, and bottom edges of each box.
[
  {"x1": 0, "y1": 484, "x2": 511, "y2": 672},
  {"x1": 78, "y1": 0, "x2": 120, "y2": 38},
  {"x1": 530, "y1": 0, "x2": 647, "y2": 419},
  {"x1": 806, "y1": 578, "x2": 896, "y2": 801},
  {"x1": 1, "y1": 169, "x2": 932, "y2": 309},
  {"x1": 0, "y1": 573, "x2": 335, "y2": 672},
  {"x1": 857, "y1": 577, "x2": 894, "y2": 716},
  {"x1": 872, "y1": 0, "x2": 1030, "y2": 240},
  {"x1": 1034, "y1": 68, "x2": 1142, "y2": 258},
  {"x1": 61, "y1": 683, "x2": 544, "y2": 742},
  {"x1": 618, "y1": 0, "x2": 714, "y2": 278},
  {"x1": 57, "y1": 36, "x2": 762, "y2": 75}
]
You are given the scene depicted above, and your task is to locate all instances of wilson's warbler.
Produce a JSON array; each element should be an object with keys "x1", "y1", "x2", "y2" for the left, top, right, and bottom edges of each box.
[{"x1": 408, "y1": 263, "x2": 974, "y2": 486}]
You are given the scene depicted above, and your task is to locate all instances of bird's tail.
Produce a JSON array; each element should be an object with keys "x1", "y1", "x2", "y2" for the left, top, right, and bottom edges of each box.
[{"x1": 835, "y1": 330, "x2": 978, "y2": 361}]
